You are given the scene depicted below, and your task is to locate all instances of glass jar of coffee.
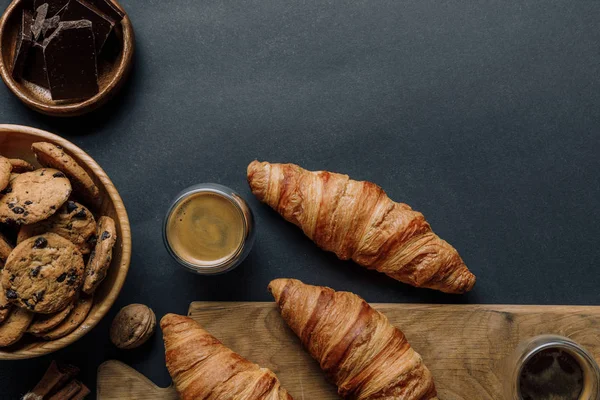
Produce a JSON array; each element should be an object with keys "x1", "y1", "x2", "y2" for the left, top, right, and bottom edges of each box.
[
  {"x1": 163, "y1": 183, "x2": 255, "y2": 274},
  {"x1": 504, "y1": 335, "x2": 600, "y2": 400}
]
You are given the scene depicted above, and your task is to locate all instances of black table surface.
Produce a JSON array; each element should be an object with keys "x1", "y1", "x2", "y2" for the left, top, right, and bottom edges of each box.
[{"x1": 1, "y1": 0, "x2": 599, "y2": 397}]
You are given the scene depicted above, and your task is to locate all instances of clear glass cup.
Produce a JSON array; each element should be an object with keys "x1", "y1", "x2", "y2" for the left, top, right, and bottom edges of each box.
[
  {"x1": 163, "y1": 183, "x2": 255, "y2": 275},
  {"x1": 504, "y1": 335, "x2": 600, "y2": 400}
]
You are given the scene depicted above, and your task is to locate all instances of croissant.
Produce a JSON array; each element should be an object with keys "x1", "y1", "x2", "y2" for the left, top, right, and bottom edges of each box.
[
  {"x1": 247, "y1": 161, "x2": 475, "y2": 294},
  {"x1": 269, "y1": 278, "x2": 437, "y2": 399},
  {"x1": 160, "y1": 313, "x2": 293, "y2": 400}
]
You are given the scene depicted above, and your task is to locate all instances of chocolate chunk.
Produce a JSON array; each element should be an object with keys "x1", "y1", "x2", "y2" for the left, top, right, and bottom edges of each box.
[
  {"x1": 56, "y1": 273, "x2": 67, "y2": 282},
  {"x1": 41, "y1": 15, "x2": 61, "y2": 39},
  {"x1": 44, "y1": 20, "x2": 99, "y2": 101},
  {"x1": 86, "y1": 0, "x2": 123, "y2": 22},
  {"x1": 22, "y1": 42, "x2": 49, "y2": 88},
  {"x1": 33, "y1": 290, "x2": 45, "y2": 303},
  {"x1": 12, "y1": 207, "x2": 25, "y2": 214},
  {"x1": 61, "y1": 0, "x2": 115, "y2": 53},
  {"x1": 31, "y1": 265, "x2": 41, "y2": 277},
  {"x1": 24, "y1": 200, "x2": 33, "y2": 205},
  {"x1": 101, "y1": 231, "x2": 111, "y2": 240},
  {"x1": 32, "y1": 3, "x2": 49, "y2": 41},
  {"x1": 34, "y1": 0, "x2": 69, "y2": 17},
  {"x1": 12, "y1": 10, "x2": 34, "y2": 81},
  {"x1": 6, "y1": 289, "x2": 17, "y2": 299},
  {"x1": 67, "y1": 273, "x2": 78, "y2": 285},
  {"x1": 66, "y1": 200, "x2": 78, "y2": 213},
  {"x1": 33, "y1": 237, "x2": 48, "y2": 249},
  {"x1": 73, "y1": 209, "x2": 86, "y2": 219},
  {"x1": 52, "y1": 171, "x2": 66, "y2": 178}
]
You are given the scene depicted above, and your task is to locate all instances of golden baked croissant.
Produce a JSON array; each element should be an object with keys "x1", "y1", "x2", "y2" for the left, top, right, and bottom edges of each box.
[
  {"x1": 248, "y1": 160, "x2": 475, "y2": 294},
  {"x1": 160, "y1": 313, "x2": 293, "y2": 400},
  {"x1": 269, "y1": 278, "x2": 437, "y2": 400}
]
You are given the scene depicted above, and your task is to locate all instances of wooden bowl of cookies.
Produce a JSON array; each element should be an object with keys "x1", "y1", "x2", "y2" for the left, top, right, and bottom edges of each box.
[
  {"x1": 0, "y1": 0, "x2": 134, "y2": 117},
  {"x1": 0, "y1": 124, "x2": 131, "y2": 359}
]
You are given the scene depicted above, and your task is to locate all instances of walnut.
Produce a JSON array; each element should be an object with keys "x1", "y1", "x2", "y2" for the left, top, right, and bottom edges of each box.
[{"x1": 109, "y1": 304, "x2": 156, "y2": 349}]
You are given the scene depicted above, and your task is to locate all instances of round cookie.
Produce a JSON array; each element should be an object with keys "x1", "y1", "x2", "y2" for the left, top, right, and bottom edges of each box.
[
  {"x1": 0, "y1": 307, "x2": 33, "y2": 347},
  {"x1": 0, "y1": 231, "x2": 12, "y2": 267},
  {"x1": 83, "y1": 216, "x2": 117, "y2": 294},
  {"x1": 8, "y1": 159, "x2": 34, "y2": 173},
  {"x1": 0, "y1": 157, "x2": 11, "y2": 193},
  {"x1": 0, "y1": 284, "x2": 11, "y2": 324},
  {"x1": 0, "y1": 232, "x2": 14, "y2": 323},
  {"x1": 31, "y1": 143, "x2": 100, "y2": 206},
  {"x1": 1, "y1": 233, "x2": 84, "y2": 314},
  {"x1": 18, "y1": 201, "x2": 96, "y2": 255},
  {"x1": 0, "y1": 168, "x2": 72, "y2": 225},
  {"x1": 28, "y1": 300, "x2": 76, "y2": 334},
  {"x1": 33, "y1": 294, "x2": 93, "y2": 340}
]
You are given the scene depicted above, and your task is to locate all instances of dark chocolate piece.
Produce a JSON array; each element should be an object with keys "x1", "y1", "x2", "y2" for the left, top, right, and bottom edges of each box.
[
  {"x1": 86, "y1": 0, "x2": 123, "y2": 22},
  {"x1": 61, "y1": 0, "x2": 115, "y2": 52},
  {"x1": 44, "y1": 20, "x2": 99, "y2": 100},
  {"x1": 34, "y1": 0, "x2": 69, "y2": 17},
  {"x1": 31, "y1": 3, "x2": 49, "y2": 41},
  {"x1": 22, "y1": 42, "x2": 49, "y2": 88},
  {"x1": 41, "y1": 15, "x2": 61, "y2": 39},
  {"x1": 12, "y1": 10, "x2": 34, "y2": 81}
]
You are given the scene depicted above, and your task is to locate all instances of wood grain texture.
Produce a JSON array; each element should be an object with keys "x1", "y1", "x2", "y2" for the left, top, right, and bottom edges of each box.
[
  {"x1": 98, "y1": 361, "x2": 178, "y2": 400},
  {"x1": 0, "y1": 124, "x2": 131, "y2": 359},
  {"x1": 97, "y1": 302, "x2": 600, "y2": 399},
  {"x1": 0, "y1": 0, "x2": 134, "y2": 117}
]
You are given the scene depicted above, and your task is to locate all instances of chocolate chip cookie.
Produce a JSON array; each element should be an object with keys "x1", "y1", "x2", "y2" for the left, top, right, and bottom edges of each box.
[
  {"x1": 31, "y1": 143, "x2": 100, "y2": 206},
  {"x1": 33, "y1": 294, "x2": 93, "y2": 340},
  {"x1": 18, "y1": 201, "x2": 96, "y2": 255},
  {"x1": 0, "y1": 284, "x2": 11, "y2": 324},
  {"x1": 0, "y1": 306, "x2": 33, "y2": 347},
  {"x1": 8, "y1": 158, "x2": 34, "y2": 173},
  {"x1": 1, "y1": 233, "x2": 84, "y2": 314},
  {"x1": 0, "y1": 231, "x2": 12, "y2": 268},
  {"x1": 28, "y1": 300, "x2": 75, "y2": 334},
  {"x1": 0, "y1": 169, "x2": 72, "y2": 225},
  {"x1": 0, "y1": 232, "x2": 14, "y2": 323},
  {"x1": 0, "y1": 157, "x2": 11, "y2": 193},
  {"x1": 83, "y1": 216, "x2": 116, "y2": 294}
]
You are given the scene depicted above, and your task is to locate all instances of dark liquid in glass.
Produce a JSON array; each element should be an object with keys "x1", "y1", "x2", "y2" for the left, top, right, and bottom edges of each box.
[{"x1": 519, "y1": 348, "x2": 584, "y2": 400}]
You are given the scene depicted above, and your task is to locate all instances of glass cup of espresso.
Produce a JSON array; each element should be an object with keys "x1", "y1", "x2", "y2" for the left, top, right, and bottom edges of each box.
[
  {"x1": 163, "y1": 183, "x2": 255, "y2": 274},
  {"x1": 504, "y1": 335, "x2": 600, "y2": 400}
]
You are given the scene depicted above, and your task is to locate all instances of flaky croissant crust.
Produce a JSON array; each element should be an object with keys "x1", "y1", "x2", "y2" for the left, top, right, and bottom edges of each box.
[
  {"x1": 248, "y1": 160, "x2": 475, "y2": 294},
  {"x1": 161, "y1": 314, "x2": 293, "y2": 400},
  {"x1": 269, "y1": 278, "x2": 438, "y2": 400}
]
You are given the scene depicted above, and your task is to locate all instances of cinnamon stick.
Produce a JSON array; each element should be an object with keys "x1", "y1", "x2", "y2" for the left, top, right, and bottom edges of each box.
[
  {"x1": 70, "y1": 383, "x2": 91, "y2": 400},
  {"x1": 48, "y1": 379, "x2": 81, "y2": 400},
  {"x1": 25, "y1": 361, "x2": 79, "y2": 398}
]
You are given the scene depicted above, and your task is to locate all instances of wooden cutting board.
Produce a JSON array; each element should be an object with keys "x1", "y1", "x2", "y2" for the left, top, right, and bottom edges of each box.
[{"x1": 98, "y1": 302, "x2": 600, "y2": 399}]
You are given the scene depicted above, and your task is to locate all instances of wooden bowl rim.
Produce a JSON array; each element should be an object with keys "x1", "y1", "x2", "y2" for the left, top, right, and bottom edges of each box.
[
  {"x1": 0, "y1": 124, "x2": 132, "y2": 360},
  {"x1": 0, "y1": 0, "x2": 135, "y2": 117}
]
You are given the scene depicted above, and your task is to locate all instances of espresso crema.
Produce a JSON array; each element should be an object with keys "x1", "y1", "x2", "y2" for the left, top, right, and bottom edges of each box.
[{"x1": 166, "y1": 192, "x2": 244, "y2": 266}]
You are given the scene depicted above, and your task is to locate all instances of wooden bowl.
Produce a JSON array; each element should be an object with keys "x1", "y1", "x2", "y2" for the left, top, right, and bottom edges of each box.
[
  {"x1": 0, "y1": 124, "x2": 132, "y2": 359},
  {"x1": 0, "y1": 0, "x2": 134, "y2": 117}
]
